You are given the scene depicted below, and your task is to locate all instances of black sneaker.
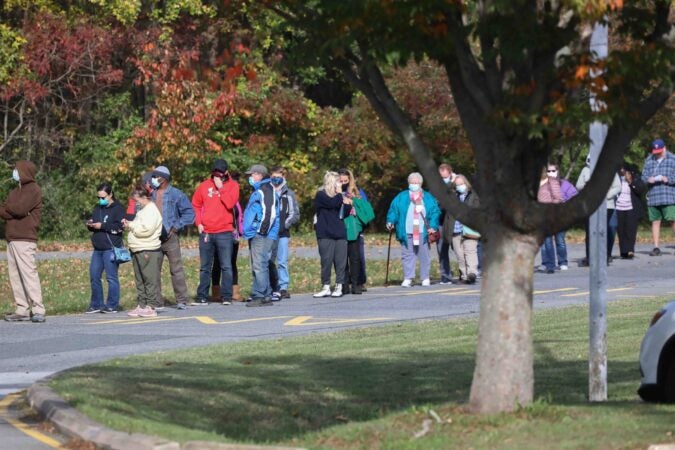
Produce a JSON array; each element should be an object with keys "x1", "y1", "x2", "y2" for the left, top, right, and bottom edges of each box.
[
  {"x1": 221, "y1": 298, "x2": 232, "y2": 305},
  {"x1": 246, "y1": 298, "x2": 273, "y2": 307},
  {"x1": 85, "y1": 307, "x2": 101, "y2": 314},
  {"x1": 271, "y1": 292, "x2": 282, "y2": 302},
  {"x1": 467, "y1": 273, "x2": 477, "y2": 284},
  {"x1": 280, "y1": 290, "x2": 291, "y2": 299},
  {"x1": 650, "y1": 247, "x2": 661, "y2": 256},
  {"x1": 191, "y1": 298, "x2": 208, "y2": 306},
  {"x1": 101, "y1": 307, "x2": 119, "y2": 313}
]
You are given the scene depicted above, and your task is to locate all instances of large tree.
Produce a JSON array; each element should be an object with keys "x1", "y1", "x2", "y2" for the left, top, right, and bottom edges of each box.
[{"x1": 265, "y1": 0, "x2": 674, "y2": 413}]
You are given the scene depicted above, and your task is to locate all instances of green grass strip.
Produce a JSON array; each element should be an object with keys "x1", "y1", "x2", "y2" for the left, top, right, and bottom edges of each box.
[{"x1": 49, "y1": 297, "x2": 675, "y2": 449}]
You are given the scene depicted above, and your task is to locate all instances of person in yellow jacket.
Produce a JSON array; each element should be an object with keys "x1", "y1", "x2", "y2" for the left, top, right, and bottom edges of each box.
[{"x1": 122, "y1": 186, "x2": 163, "y2": 318}]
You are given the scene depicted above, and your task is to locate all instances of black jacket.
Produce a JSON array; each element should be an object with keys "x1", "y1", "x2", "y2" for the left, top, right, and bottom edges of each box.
[
  {"x1": 89, "y1": 201, "x2": 125, "y2": 250},
  {"x1": 314, "y1": 190, "x2": 347, "y2": 240}
]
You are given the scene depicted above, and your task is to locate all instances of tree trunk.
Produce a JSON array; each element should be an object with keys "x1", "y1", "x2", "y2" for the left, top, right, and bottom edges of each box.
[{"x1": 469, "y1": 228, "x2": 539, "y2": 413}]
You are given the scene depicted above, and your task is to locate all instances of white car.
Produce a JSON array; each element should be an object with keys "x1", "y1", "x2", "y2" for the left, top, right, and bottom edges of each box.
[{"x1": 638, "y1": 300, "x2": 675, "y2": 402}]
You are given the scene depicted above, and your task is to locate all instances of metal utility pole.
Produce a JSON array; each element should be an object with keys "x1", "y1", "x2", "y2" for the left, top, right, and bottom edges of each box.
[{"x1": 588, "y1": 20, "x2": 608, "y2": 402}]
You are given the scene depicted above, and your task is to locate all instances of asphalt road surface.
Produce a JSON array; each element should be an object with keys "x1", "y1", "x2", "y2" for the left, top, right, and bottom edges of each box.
[{"x1": 2, "y1": 243, "x2": 675, "y2": 448}]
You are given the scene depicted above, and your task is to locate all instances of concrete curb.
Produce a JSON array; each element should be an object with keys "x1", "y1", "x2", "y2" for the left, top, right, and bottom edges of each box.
[{"x1": 27, "y1": 380, "x2": 305, "y2": 450}]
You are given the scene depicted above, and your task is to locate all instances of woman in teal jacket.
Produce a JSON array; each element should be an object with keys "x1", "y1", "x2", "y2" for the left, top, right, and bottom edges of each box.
[{"x1": 386, "y1": 172, "x2": 441, "y2": 287}]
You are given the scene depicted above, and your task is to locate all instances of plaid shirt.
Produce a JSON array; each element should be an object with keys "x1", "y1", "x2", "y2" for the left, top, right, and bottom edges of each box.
[{"x1": 642, "y1": 152, "x2": 675, "y2": 206}]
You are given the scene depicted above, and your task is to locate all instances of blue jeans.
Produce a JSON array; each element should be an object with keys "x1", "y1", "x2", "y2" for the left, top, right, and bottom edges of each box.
[
  {"x1": 541, "y1": 231, "x2": 568, "y2": 270},
  {"x1": 249, "y1": 235, "x2": 275, "y2": 299},
  {"x1": 89, "y1": 249, "x2": 120, "y2": 310},
  {"x1": 276, "y1": 236, "x2": 290, "y2": 290},
  {"x1": 197, "y1": 232, "x2": 233, "y2": 300}
]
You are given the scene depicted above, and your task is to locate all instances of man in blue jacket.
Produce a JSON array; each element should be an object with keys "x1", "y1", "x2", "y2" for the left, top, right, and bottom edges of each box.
[
  {"x1": 151, "y1": 166, "x2": 195, "y2": 310},
  {"x1": 243, "y1": 164, "x2": 280, "y2": 306}
]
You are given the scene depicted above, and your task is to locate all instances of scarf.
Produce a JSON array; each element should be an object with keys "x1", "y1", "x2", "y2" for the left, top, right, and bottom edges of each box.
[{"x1": 410, "y1": 190, "x2": 423, "y2": 246}]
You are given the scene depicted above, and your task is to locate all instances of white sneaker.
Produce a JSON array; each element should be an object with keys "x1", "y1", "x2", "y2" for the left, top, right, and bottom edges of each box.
[
  {"x1": 313, "y1": 285, "x2": 332, "y2": 298},
  {"x1": 331, "y1": 284, "x2": 343, "y2": 297},
  {"x1": 421, "y1": 279, "x2": 431, "y2": 286},
  {"x1": 127, "y1": 305, "x2": 143, "y2": 317},
  {"x1": 559, "y1": 265, "x2": 568, "y2": 271},
  {"x1": 401, "y1": 279, "x2": 412, "y2": 288}
]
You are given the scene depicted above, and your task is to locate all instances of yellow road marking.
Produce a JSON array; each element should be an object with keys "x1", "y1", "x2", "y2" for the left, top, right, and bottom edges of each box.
[
  {"x1": 561, "y1": 287, "x2": 634, "y2": 298},
  {"x1": 393, "y1": 288, "x2": 467, "y2": 296},
  {"x1": 284, "y1": 316, "x2": 392, "y2": 326},
  {"x1": 442, "y1": 289, "x2": 480, "y2": 296},
  {"x1": 0, "y1": 394, "x2": 62, "y2": 448},
  {"x1": 89, "y1": 315, "x2": 293, "y2": 326},
  {"x1": 533, "y1": 287, "x2": 577, "y2": 295}
]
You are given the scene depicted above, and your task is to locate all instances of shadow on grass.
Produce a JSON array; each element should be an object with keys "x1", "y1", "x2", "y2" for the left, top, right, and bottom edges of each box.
[{"x1": 60, "y1": 345, "x2": 646, "y2": 443}]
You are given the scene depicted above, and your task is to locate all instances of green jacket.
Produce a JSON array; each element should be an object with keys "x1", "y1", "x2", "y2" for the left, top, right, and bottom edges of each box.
[{"x1": 344, "y1": 197, "x2": 375, "y2": 241}]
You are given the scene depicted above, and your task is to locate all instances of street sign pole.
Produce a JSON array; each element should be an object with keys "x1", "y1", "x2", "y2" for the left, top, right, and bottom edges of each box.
[{"x1": 588, "y1": 20, "x2": 609, "y2": 402}]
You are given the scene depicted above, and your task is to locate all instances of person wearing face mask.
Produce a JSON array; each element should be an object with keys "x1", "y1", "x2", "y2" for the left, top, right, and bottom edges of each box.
[
  {"x1": 616, "y1": 162, "x2": 646, "y2": 259},
  {"x1": 242, "y1": 164, "x2": 280, "y2": 306},
  {"x1": 444, "y1": 175, "x2": 481, "y2": 284},
  {"x1": 537, "y1": 165, "x2": 573, "y2": 274},
  {"x1": 84, "y1": 183, "x2": 125, "y2": 314},
  {"x1": 2, "y1": 161, "x2": 46, "y2": 323},
  {"x1": 577, "y1": 154, "x2": 622, "y2": 265},
  {"x1": 268, "y1": 166, "x2": 300, "y2": 300},
  {"x1": 438, "y1": 163, "x2": 458, "y2": 284},
  {"x1": 641, "y1": 139, "x2": 675, "y2": 257},
  {"x1": 122, "y1": 187, "x2": 163, "y2": 318},
  {"x1": 125, "y1": 172, "x2": 153, "y2": 221},
  {"x1": 191, "y1": 159, "x2": 240, "y2": 305},
  {"x1": 337, "y1": 168, "x2": 375, "y2": 295},
  {"x1": 385, "y1": 172, "x2": 441, "y2": 287},
  {"x1": 313, "y1": 171, "x2": 350, "y2": 297},
  {"x1": 150, "y1": 166, "x2": 195, "y2": 310}
]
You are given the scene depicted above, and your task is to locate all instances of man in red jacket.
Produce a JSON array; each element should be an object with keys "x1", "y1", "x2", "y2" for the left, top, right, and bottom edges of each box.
[
  {"x1": 1, "y1": 160, "x2": 46, "y2": 322},
  {"x1": 191, "y1": 159, "x2": 240, "y2": 305}
]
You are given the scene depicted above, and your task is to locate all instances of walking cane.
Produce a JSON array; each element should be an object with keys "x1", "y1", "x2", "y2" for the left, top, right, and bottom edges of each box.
[{"x1": 385, "y1": 228, "x2": 393, "y2": 286}]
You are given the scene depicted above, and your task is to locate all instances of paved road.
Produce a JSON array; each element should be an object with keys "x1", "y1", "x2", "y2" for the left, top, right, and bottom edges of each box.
[{"x1": 2, "y1": 243, "x2": 675, "y2": 448}]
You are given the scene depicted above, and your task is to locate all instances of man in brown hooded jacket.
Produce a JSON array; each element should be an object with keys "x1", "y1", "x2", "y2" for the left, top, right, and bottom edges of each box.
[{"x1": 1, "y1": 160, "x2": 46, "y2": 322}]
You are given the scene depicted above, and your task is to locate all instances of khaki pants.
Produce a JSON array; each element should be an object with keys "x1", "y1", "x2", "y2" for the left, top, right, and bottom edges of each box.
[
  {"x1": 7, "y1": 241, "x2": 45, "y2": 316},
  {"x1": 132, "y1": 250, "x2": 162, "y2": 308},
  {"x1": 451, "y1": 234, "x2": 479, "y2": 280}
]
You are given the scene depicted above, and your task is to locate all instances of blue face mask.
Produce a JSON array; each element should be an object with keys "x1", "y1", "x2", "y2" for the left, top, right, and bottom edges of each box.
[
  {"x1": 270, "y1": 176, "x2": 284, "y2": 186},
  {"x1": 456, "y1": 185, "x2": 467, "y2": 194},
  {"x1": 12, "y1": 169, "x2": 19, "y2": 182},
  {"x1": 151, "y1": 177, "x2": 161, "y2": 188},
  {"x1": 98, "y1": 198, "x2": 109, "y2": 206},
  {"x1": 248, "y1": 176, "x2": 256, "y2": 187},
  {"x1": 408, "y1": 184, "x2": 420, "y2": 192}
]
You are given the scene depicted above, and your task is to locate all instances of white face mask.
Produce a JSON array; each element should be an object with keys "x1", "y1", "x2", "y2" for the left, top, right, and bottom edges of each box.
[
  {"x1": 12, "y1": 169, "x2": 19, "y2": 182},
  {"x1": 442, "y1": 177, "x2": 451, "y2": 184},
  {"x1": 408, "y1": 184, "x2": 421, "y2": 192}
]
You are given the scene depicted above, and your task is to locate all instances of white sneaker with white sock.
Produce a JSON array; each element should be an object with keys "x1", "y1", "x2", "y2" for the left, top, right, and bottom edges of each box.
[
  {"x1": 401, "y1": 279, "x2": 412, "y2": 288},
  {"x1": 331, "y1": 284, "x2": 343, "y2": 297},
  {"x1": 313, "y1": 285, "x2": 331, "y2": 298}
]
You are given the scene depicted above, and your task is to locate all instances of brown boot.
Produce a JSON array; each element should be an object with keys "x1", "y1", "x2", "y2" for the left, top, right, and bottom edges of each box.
[
  {"x1": 210, "y1": 285, "x2": 221, "y2": 302},
  {"x1": 232, "y1": 285, "x2": 244, "y2": 302}
]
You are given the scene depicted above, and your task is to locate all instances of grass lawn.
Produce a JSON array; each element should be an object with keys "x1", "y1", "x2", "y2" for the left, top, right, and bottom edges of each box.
[
  {"x1": 0, "y1": 255, "x2": 410, "y2": 316},
  {"x1": 49, "y1": 297, "x2": 675, "y2": 449}
]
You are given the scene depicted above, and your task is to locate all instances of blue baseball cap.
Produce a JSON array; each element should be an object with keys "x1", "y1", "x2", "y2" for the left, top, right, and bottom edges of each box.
[{"x1": 652, "y1": 139, "x2": 666, "y2": 153}]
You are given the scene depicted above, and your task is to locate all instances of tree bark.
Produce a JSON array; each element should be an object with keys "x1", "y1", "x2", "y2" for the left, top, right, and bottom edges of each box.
[{"x1": 469, "y1": 227, "x2": 539, "y2": 413}]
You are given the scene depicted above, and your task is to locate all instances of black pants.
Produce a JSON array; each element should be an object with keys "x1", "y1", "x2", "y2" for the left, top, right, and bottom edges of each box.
[
  {"x1": 317, "y1": 238, "x2": 347, "y2": 285},
  {"x1": 617, "y1": 209, "x2": 639, "y2": 256},
  {"x1": 346, "y1": 240, "x2": 362, "y2": 290},
  {"x1": 584, "y1": 209, "x2": 617, "y2": 260}
]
